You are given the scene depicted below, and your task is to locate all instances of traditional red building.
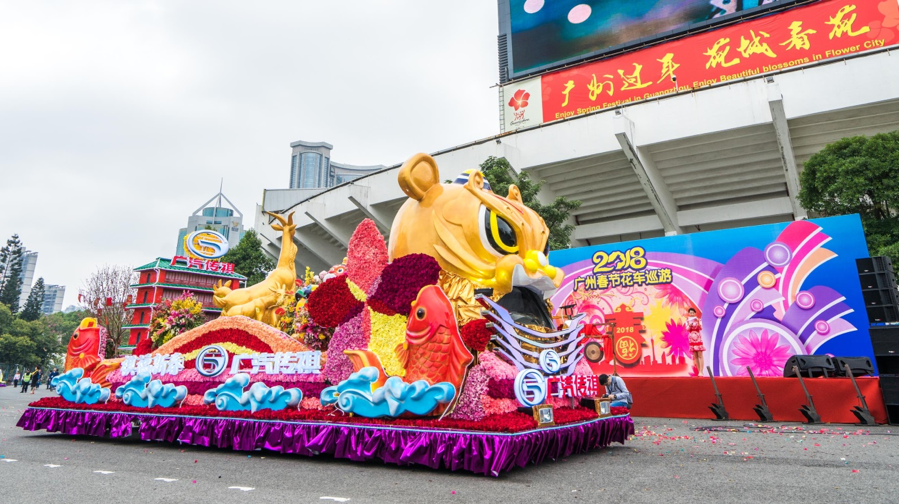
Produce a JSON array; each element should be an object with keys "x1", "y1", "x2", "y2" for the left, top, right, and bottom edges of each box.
[{"x1": 123, "y1": 257, "x2": 247, "y2": 349}]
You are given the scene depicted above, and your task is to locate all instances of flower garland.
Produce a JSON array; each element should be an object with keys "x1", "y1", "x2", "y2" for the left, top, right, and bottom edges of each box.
[
  {"x1": 306, "y1": 274, "x2": 363, "y2": 328},
  {"x1": 369, "y1": 254, "x2": 441, "y2": 316},
  {"x1": 153, "y1": 316, "x2": 305, "y2": 356},
  {"x1": 29, "y1": 396, "x2": 608, "y2": 433},
  {"x1": 368, "y1": 309, "x2": 408, "y2": 377},
  {"x1": 478, "y1": 351, "x2": 518, "y2": 381}
]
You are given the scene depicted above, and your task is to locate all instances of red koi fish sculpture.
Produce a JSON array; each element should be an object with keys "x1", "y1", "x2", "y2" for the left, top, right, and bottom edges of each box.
[
  {"x1": 65, "y1": 318, "x2": 104, "y2": 374},
  {"x1": 345, "y1": 286, "x2": 474, "y2": 404}
]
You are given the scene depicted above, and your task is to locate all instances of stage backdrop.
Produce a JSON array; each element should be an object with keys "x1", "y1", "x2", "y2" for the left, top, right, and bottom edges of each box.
[{"x1": 549, "y1": 215, "x2": 876, "y2": 377}]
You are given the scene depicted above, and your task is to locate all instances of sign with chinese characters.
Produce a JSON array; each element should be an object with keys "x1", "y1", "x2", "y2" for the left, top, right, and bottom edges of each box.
[
  {"x1": 229, "y1": 351, "x2": 322, "y2": 375},
  {"x1": 501, "y1": 0, "x2": 898, "y2": 129},
  {"x1": 171, "y1": 256, "x2": 235, "y2": 274},
  {"x1": 191, "y1": 345, "x2": 322, "y2": 378},
  {"x1": 549, "y1": 214, "x2": 876, "y2": 378},
  {"x1": 513, "y1": 368, "x2": 607, "y2": 407},
  {"x1": 121, "y1": 354, "x2": 186, "y2": 377}
]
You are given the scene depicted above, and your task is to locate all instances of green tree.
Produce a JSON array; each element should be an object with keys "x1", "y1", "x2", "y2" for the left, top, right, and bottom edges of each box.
[
  {"x1": 799, "y1": 131, "x2": 899, "y2": 263},
  {"x1": 0, "y1": 234, "x2": 25, "y2": 312},
  {"x1": 20, "y1": 277, "x2": 45, "y2": 321},
  {"x1": 0, "y1": 333, "x2": 37, "y2": 371},
  {"x1": 479, "y1": 157, "x2": 582, "y2": 250},
  {"x1": 221, "y1": 229, "x2": 276, "y2": 286}
]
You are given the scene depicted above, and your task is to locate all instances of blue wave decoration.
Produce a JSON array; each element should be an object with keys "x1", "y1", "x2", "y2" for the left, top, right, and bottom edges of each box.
[
  {"x1": 114, "y1": 371, "x2": 187, "y2": 408},
  {"x1": 202, "y1": 373, "x2": 303, "y2": 413},
  {"x1": 51, "y1": 368, "x2": 110, "y2": 405},
  {"x1": 320, "y1": 367, "x2": 456, "y2": 418}
]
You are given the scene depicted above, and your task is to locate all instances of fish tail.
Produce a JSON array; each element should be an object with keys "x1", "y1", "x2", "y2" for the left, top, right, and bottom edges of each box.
[{"x1": 344, "y1": 350, "x2": 388, "y2": 389}]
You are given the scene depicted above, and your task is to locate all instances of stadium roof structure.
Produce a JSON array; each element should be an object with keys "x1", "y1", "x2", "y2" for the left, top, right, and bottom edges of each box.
[{"x1": 254, "y1": 49, "x2": 899, "y2": 272}]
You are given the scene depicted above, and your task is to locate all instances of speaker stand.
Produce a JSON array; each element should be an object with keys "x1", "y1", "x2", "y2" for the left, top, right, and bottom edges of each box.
[
  {"x1": 707, "y1": 367, "x2": 729, "y2": 420},
  {"x1": 845, "y1": 364, "x2": 876, "y2": 425},
  {"x1": 794, "y1": 366, "x2": 821, "y2": 424},
  {"x1": 747, "y1": 367, "x2": 773, "y2": 422}
]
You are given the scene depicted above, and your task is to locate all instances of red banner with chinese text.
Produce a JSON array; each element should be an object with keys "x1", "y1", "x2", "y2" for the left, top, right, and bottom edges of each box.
[{"x1": 539, "y1": 0, "x2": 899, "y2": 123}]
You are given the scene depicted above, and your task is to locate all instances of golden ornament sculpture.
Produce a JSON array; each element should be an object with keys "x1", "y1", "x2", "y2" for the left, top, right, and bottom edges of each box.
[
  {"x1": 213, "y1": 211, "x2": 297, "y2": 327},
  {"x1": 388, "y1": 153, "x2": 563, "y2": 297}
]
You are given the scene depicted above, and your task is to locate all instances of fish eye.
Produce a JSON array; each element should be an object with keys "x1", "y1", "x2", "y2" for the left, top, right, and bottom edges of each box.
[
  {"x1": 416, "y1": 308, "x2": 426, "y2": 320},
  {"x1": 478, "y1": 205, "x2": 518, "y2": 257},
  {"x1": 72, "y1": 332, "x2": 78, "y2": 340}
]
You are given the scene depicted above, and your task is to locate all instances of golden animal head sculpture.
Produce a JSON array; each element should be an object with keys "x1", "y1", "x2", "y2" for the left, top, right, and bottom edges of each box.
[{"x1": 388, "y1": 153, "x2": 563, "y2": 297}]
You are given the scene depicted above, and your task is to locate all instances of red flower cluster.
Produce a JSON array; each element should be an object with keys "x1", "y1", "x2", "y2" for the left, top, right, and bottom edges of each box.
[
  {"x1": 132, "y1": 337, "x2": 154, "y2": 356},
  {"x1": 369, "y1": 254, "x2": 441, "y2": 316},
  {"x1": 610, "y1": 406, "x2": 629, "y2": 416},
  {"x1": 460, "y1": 319, "x2": 493, "y2": 353},
  {"x1": 307, "y1": 274, "x2": 363, "y2": 328},
  {"x1": 28, "y1": 398, "x2": 618, "y2": 434},
  {"x1": 346, "y1": 219, "x2": 388, "y2": 293}
]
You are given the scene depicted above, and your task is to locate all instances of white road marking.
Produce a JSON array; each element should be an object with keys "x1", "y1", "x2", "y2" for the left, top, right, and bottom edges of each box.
[
  {"x1": 154, "y1": 478, "x2": 178, "y2": 482},
  {"x1": 44, "y1": 464, "x2": 61, "y2": 468},
  {"x1": 229, "y1": 487, "x2": 255, "y2": 492},
  {"x1": 93, "y1": 470, "x2": 115, "y2": 475},
  {"x1": 321, "y1": 498, "x2": 351, "y2": 502},
  {"x1": 2, "y1": 460, "x2": 17, "y2": 463}
]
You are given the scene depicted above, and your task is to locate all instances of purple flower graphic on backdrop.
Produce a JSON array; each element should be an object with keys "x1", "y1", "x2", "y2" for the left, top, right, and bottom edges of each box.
[
  {"x1": 731, "y1": 329, "x2": 792, "y2": 377},
  {"x1": 661, "y1": 319, "x2": 690, "y2": 361}
]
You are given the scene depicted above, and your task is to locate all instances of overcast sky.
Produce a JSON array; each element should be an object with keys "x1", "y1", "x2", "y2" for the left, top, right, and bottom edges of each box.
[{"x1": 0, "y1": 1, "x2": 500, "y2": 309}]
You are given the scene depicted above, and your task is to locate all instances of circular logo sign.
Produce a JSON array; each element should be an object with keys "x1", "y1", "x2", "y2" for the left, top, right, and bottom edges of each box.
[
  {"x1": 539, "y1": 349, "x2": 561, "y2": 374},
  {"x1": 186, "y1": 230, "x2": 229, "y2": 259},
  {"x1": 514, "y1": 369, "x2": 547, "y2": 407},
  {"x1": 195, "y1": 345, "x2": 228, "y2": 377},
  {"x1": 615, "y1": 335, "x2": 641, "y2": 365}
]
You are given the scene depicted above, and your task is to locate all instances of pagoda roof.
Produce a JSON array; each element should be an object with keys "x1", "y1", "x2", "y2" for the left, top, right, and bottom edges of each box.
[{"x1": 133, "y1": 257, "x2": 247, "y2": 280}]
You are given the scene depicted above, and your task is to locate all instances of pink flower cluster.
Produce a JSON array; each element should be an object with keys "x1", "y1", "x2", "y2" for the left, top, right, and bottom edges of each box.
[
  {"x1": 478, "y1": 351, "x2": 518, "y2": 381},
  {"x1": 346, "y1": 219, "x2": 388, "y2": 293},
  {"x1": 448, "y1": 364, "x2": 488, "y2": 421},
  {"x1": 322, "y1": 309, "x2": 368, "y2": 383}
]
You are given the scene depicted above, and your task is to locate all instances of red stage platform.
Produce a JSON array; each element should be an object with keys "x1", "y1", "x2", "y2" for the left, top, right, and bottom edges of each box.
[{"x1": 628, "y1": 376, "x2": 888, "y2": 424}]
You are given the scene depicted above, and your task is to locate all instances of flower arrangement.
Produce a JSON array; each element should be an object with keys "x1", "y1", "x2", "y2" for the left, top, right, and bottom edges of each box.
[
  {"x1": 460, "y1": 319, "x2": 493, "y2": 353},
  {"x1": 306, "y1": 274, "x2": 363, "y2": 328},
  {"x1": 322, "y1": 309, "x2": 368, "y2": 383},
  {"x1": 346, "y1": 219, "x2": 388, "y2": 293},
  {"x1": 369, "y1": 254, "x2": 441, "y2": 316},
  {"x1": 149, "y1": 292, "x2": 205, "y2": 347},
  {"x1": 152, "y1": 316, "x2": 308, "y2": 357},
  {"x1": 368, "y1": 309, "x2": 408, "y2": 376},
  {"x1": 448, "y1": 363, "x2": 487, "y2": 421}
]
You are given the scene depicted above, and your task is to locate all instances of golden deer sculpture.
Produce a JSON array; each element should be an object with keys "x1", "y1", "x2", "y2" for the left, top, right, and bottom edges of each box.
[{"x1": 213, "y1": 211, "x2": 298, "y2": 327}]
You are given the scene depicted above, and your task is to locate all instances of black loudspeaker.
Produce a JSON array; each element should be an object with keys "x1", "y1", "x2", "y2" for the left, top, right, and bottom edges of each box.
[
  {"x1": 783, "y1": 355, "x2": 835, "y2": 378},
  {"x1": 831, "y1": 357, "x2": 874, "y2": 377},
  {"x1": 869, "y1": 326, "x2": 899, "y2": 375},
  {"x1": 881, "y1": 376, "x2": 899, "y2": 425},
  {"x1": 857, "y1": 257, "x2": 899, "y2": 323}
]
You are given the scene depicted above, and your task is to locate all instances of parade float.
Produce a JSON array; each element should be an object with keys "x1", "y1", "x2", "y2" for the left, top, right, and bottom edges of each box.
[{"x1": 18, "y1": 153, "x2": 633, "y2": 476}]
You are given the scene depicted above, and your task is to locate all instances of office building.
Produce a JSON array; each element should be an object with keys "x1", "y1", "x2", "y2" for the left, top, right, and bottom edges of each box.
[
  {"x1": 176, "y1": 189, "x2": 245, "y2": 256},
  {"x1": 41, "y1": 284, "x2": 65, "y2": 315}
]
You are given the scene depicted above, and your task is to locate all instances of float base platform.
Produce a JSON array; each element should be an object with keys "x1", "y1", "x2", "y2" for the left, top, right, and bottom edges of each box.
[
  {"x1": 17, "y1": 407, "x2": 634, "y2": 476},
  {"x1": 628, "y1": 376, "x2": 888, "y2": 424}
]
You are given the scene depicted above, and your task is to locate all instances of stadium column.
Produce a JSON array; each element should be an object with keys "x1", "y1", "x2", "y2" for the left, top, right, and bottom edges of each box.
[
  {"x1": 304, "y1": 208, "x2": 352, "y2": 248},
  {"x1": 347, "y1": 195, "x2": 392, "y2": 234},
  {"x1": 259, "y1": 230, "x2": 330, "y2": 277},
  {"x1": 613, "y1": 112, "x2": 682, "y2": 236},
  {"x1": 766, "y1": 80, "x2": 808, "y2": 220},
  {"x1": 292, "y1": 232, "x2": 344, "y2": 271}
]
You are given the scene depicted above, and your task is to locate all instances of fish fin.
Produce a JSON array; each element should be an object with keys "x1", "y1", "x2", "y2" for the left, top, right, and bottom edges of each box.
[
  {"x1": 343, "y1": 350, "x2": 388, "y2": 389},
  {"x1": 395, "y1": 342, "x2": 409, "y2": 369}
]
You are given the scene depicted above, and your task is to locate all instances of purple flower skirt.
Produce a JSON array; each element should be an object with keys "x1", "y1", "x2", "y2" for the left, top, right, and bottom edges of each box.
[{"x1": 17, "y1": 407, "x2": 633, "y2": 476}]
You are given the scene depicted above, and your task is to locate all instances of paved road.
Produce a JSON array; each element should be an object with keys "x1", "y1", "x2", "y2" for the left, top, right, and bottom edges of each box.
[{"x1": 1, "y1": 385, "x2": 896, "y2": 503}]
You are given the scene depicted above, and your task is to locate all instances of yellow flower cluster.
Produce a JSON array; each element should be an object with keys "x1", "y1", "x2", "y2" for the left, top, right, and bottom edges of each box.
[
  {"x1": 346, "y1": 279, "x2": 367, "y2": 303},
  {"x1": 171, "y1": 296, "x2": 203, "y2": 315},
  {"x1": 369, "y1": 308, "x2": 408, "y2": 377}
]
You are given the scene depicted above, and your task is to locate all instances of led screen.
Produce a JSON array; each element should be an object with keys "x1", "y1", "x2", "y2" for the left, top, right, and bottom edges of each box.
[{"x1": 503, "y1": 0, "x2": 788, "y2": 79}]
